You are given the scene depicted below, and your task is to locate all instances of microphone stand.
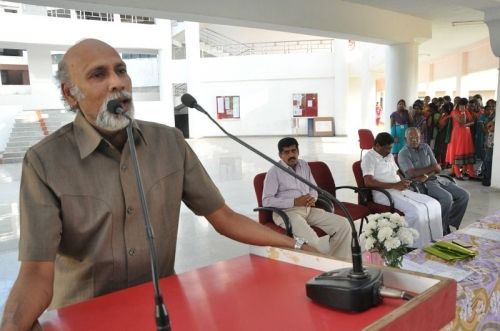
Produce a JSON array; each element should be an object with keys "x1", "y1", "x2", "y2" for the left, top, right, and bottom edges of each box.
[
  {"x1": 181, "y1": 94, "x2": 384, "y2": 312},
  {"x1": 124, "y1": 114, "x2": 171, "y2": 330}
]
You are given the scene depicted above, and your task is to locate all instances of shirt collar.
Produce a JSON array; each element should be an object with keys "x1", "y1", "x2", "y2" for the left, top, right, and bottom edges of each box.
[
  {"x1": 371, "y1": 148, "x2": 392, "y2": 161},
  {"x1": 73, "y1": 111, "x2": 147, "y2": 159}
]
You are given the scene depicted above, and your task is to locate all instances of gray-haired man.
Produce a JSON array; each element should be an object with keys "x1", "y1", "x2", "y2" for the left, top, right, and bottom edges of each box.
[{"x1": 398, "y1": 127, "x2": 469, "y2": 235}]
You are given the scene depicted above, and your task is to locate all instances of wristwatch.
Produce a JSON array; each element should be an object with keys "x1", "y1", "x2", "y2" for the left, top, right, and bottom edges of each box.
[{"x1": 294, "y1": 237, "x2": 307, "y2": 250}]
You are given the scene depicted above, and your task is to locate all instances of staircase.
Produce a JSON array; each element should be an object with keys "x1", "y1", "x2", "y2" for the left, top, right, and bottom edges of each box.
[{"x1": 1, "y1": 109, "x2": 76, "y2": 164}]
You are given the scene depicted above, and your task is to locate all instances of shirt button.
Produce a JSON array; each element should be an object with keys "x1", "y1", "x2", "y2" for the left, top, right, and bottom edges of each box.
[
  {"x1": 128, "y1": 248, "x2": 136, "y2": 256},
  {"x1": 121, "y1": 164, "x2": 127, "y2": 171},
  {"x1": 126, "y1": 206, "x2": 134, "y2": 214}
]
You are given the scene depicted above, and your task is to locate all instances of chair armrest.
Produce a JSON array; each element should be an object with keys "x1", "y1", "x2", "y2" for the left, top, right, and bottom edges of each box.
[
  {"x1": 253, "y1": 207, "x2": 293, "y2": 237},
  {"x1": 360, "y1": 187, "x2": 397, "y2": 213},
  {"x1": 334, "y1": 185, "x2": 370, "y2": 205},
  {"x1": 316, "y1": 194, "x2": 334, "y2": 212}
]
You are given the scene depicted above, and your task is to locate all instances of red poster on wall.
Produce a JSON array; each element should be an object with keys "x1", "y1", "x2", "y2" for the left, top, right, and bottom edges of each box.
[
  {"x1": 216, "y1": 96, "x2": 240, "y2": 119},
  {"x1": 292, "y1": 93, "x2": 318, "y2": 117}
]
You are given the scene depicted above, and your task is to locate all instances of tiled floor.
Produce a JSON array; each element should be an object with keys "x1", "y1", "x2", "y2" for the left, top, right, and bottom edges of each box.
[{"x1": 1, "y1": 136, "x2": 499, "y2": 317}]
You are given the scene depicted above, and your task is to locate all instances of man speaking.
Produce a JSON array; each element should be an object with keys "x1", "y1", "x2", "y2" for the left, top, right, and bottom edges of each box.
[{"x1": 0, "y1": 39, "x2": 316, "y2": 331}]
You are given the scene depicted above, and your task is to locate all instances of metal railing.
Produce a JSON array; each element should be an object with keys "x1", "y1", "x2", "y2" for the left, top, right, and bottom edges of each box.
[{"x1": 199, "y1": 28, "x2": 334, "y2": 57}]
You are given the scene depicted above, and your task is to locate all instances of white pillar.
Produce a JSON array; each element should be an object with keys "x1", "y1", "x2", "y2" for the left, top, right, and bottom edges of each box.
[
  {"x1": 360, "y1": 43, "x2": 376, "y2": 130},
  {"x1": 26, "y1": 45, "x2": 61, "y2": 110},
  {"x1": 484, "y1": 13, "x2": 500, "y2": 189},
  {"x1": 184, "y1": 21, "x2": 203, "y2": 138},
  {"x1": 156, "y1": 19, "x2": 175, "y2": 126},
  {"x1": 490, "y1": 61, "x2": 500, "y2": 189},
  {"x1": 383, "y1": 42, "x2": 418, "y2": 132},
  {"x1": 334, "y1": 39, "x2": 349, "y2": 136}
]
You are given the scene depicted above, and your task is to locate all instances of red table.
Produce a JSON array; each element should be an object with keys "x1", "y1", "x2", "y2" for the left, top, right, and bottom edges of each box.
[{"x1": 40, "y1": 254, "x2": 455, "y2": 331}]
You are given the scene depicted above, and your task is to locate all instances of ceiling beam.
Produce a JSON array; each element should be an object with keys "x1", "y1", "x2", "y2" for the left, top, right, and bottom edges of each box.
[{"x1": 11, "y1": 0, "x2": 431, "y2": 44}]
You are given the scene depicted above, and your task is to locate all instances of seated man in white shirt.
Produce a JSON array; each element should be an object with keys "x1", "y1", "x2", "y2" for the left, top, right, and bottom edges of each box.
[
  {"x1": 361, "y1": 132, "x2": 443, "y2": 247},
  {"x1": 262, "y1": 137, "x2": 351, "y2": 260}
]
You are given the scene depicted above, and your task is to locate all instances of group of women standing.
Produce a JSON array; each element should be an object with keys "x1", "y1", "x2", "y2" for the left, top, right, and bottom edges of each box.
[{"x1": 390, "y1": 96, "x2": 496, "y2": 182}]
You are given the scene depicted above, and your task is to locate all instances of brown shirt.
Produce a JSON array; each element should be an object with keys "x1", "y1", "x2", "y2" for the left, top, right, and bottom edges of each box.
[{"x1": 19, "y1": 111, "x2": 225, "y2": 309}]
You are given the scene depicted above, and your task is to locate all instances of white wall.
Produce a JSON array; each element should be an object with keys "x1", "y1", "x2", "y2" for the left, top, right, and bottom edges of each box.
[
  {"x1": 188, "y1": 77, "x2": 335, "y2": 137},
  {"x1": 170, "y1": 52, "x2": 342, "y2": 137}
]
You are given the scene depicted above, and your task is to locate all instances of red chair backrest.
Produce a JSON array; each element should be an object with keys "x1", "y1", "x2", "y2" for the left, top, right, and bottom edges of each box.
[
  {"x1": 253, "y1": 172, "x2": 273, "y2": 225},
  {"x1": 308, "y1": 161, "x2": 336, "y2": 197},
  {"x1": 358, "y1": 129, "x2": 374, "y2": 150}
]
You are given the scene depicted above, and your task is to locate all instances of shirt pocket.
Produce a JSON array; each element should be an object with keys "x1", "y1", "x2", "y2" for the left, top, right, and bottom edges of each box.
[{"x1": 59, "y1": 195, "x2": 113, "y2": 260}]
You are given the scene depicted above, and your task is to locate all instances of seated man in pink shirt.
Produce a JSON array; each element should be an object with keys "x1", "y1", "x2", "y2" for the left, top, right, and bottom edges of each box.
[{"x1": 262, "y1": 137, "x2": 351, "y2": 259}]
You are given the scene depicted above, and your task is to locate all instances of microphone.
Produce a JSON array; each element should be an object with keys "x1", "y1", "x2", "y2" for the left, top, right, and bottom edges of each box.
[
  {"x1": 108, "y1": 98, "x2": 171, "y2": 330},
  {"x1": 181, "y1": 93, "x2": 384, "y2": 312},
  {"x1": 106, "y1": 99, "x2": 124, "y2": 114},
  {"x1": 379, "y1": 286, "x2": 414, "y2": 301}
]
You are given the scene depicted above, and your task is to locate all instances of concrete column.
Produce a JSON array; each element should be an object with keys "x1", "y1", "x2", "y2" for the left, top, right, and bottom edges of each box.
[
  {"x1": 484, "y1": 13, "x2": 500, "y2": 189},
  {"x1": 184, "y1": 21, "x2": 203, "y2": 138},
  {"x1": 360, "y1": 43, "x2": 376, "y2": 130},
  {"x1": 156, "y1": 19, "x2": 174, "y2": 126},
  {"x1": 333, "y1": 39, "x2": 349, "y2": 136},
  {"x1": 383, "y1": 42, "x2": 418, "y2": 132},
  {"x1": 490, "y1": 61, "x2": 500, "y2": 189},
  {"x1": 25, "y1": 45, "x2": 61, "y2": 110}
]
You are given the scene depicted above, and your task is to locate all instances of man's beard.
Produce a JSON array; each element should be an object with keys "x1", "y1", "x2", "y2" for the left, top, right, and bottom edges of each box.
[{"x1": 95, "y1": 91, "x2": 134, "y2": 131}]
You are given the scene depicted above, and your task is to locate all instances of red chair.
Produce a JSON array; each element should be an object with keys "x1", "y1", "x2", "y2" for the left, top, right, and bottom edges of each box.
[
  {"x1": 253, "y1": 172, "x2": 326, "y2": 237},
  {"x1": 352, "y1": 160, "x2": 401, "y2": 215},
  {"x1": 308, "y1": 161, "x2": 371, "y2": 230}
]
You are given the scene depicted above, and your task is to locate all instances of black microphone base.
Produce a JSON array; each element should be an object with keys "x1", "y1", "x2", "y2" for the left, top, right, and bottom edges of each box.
[{"x1": 306, "y1": 267, "x2": 383, "y2": 312}]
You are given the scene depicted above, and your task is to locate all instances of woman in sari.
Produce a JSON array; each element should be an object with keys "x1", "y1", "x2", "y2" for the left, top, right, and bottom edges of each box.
[
  {"x1": 445, "y1": 98, "x2": 478, "y2": 180},
  {"x1": 434, "y1": 102, "x2": 453, "y2": 166},
  {"x1": 390, "y1": 99, "x2": 411, "y2": 154}
]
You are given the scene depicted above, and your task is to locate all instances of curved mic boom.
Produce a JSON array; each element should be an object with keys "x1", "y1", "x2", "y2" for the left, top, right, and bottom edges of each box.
[{"x1": 181, "y1": 93, "x2": 366, "y2": 275}]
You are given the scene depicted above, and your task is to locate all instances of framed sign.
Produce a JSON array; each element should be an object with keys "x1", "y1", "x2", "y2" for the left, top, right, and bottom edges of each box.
[
  {"x1": 216, "y1": 96, "x2": 240, "y2": 119},
  {"x1": 292, "y1": 93, "x2": 318, "y2": 117}
]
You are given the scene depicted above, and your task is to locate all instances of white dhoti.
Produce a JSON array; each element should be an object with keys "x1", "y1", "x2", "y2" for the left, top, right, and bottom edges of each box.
[{"x1": 374, "y1": 189, "x2": 443, "y2": 248}]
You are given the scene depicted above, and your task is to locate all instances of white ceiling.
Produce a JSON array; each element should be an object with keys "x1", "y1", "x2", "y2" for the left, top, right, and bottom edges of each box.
[
  {"x1": 205, "y1": 0, "x2": 498, "y2": 61},
  {"x1": 6, "y1": 0, "x2": 500, "y2": 61},
  {"x1": 343, "y1": 0, "x2": 499, "y2": 60}
]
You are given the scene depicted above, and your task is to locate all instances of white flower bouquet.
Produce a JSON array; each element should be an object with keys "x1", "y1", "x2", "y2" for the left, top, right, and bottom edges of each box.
[{"x1": 360, "y1": 213, "x2": 419, "y2": 268}]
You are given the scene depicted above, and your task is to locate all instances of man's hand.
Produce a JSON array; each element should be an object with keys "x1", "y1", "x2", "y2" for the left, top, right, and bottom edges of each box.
[
  {"x1": 414, "y1": 174, "x2": 428, "y2": 183},
  {"x1": 294, "y1": 194, "x2": 316, "y2": 207},
  {"x1": 394, "y1": 180, "x2": 411, "y2": 191},
  {"x1": 301, "y1": 243, "x2": 320, "y2": 253}
]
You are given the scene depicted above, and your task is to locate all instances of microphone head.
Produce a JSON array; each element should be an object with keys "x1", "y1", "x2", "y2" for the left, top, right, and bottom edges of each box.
[
  {"x1": 181, "y1": 93, "x2": 198, "y2": 108},
  {"x1": 107, "y1": 99, "x2": 123, "y2": 114}
]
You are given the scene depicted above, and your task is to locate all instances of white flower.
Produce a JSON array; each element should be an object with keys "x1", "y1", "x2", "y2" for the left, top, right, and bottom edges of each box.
[
  {"x1": 364, "y1": 236, "x2": 376, "y2": 251},
  {"x1": 384, "y1": 237, "x2": 401, "y2": 251},
  {"x1": 364, "y1": 219, "x2": 378, "y2": 231},
  {"x1": 367, "y1": 213, "x2": 381, "y2": 222},
  {"x1": 397, "y1": 227, "x2": 415, "y2": 246},
  {"x1": 361, "y1": 227, "x2": 373, "y2": 238},
  {"x1": 409, "y1": 228, "x2": 420, "y2": 239},
  {"x1": 390, "y1": 214, "x2": 405, "y2": 227},
  {"x1": 377, "y1": 226, "x2": 394, "y2": 242},
  {"x1": 381, "y1": 212, "x2": 392, "y2": 218},
  {"x1": 377, "y1": 218, "x2": 391, "y2": 228}
]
